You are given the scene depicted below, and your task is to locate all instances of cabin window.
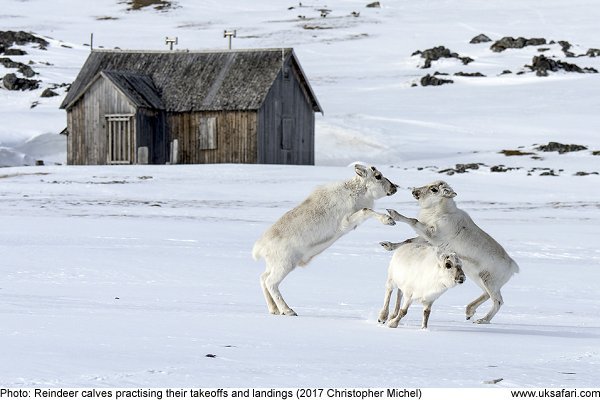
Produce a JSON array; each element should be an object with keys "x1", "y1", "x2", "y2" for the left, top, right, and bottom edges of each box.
[
  {"x1": 281, "y1": 118, "x2": 293, "y2": 150},
  {"x1": 199, "y1": 117, "x2": 217, "y2": 150}
]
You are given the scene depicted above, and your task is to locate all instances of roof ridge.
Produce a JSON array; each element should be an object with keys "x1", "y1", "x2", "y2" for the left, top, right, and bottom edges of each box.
[{"x1": 90, "y1": 48, "x2": 292, "y2": 54}]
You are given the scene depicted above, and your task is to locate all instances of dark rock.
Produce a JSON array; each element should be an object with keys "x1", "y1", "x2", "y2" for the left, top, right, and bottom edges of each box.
[
  {"x1": 526, "y1": 38, "x2": 547, "y2": 46},
  {"x1": 413, "y1": 46, "x2": 473, "y2": 68},
  {"x1": 0, "y1": 57, "x2": 37, "y2": 77},
  {"x1": 593, "y1": 151, "x2": 600, "y2": 156},
  {"x1": 4, "y1": 48, "x2": 27, "y2": 56},
  {"x1": 454, "y1": 72, "x2": 485, "y2": 77},
  {"x1": 537, "y1": 48, "x2": 550, "y2": 52},
  {"x1": 3, "y1": 73, "x2": 40, "y2": 90},
  {"x1": 500, "y1": 70, "x2": 512, "y2": 75},
  {"x1": 490, "y1": 165, "x2": 509, "y2": 173},
  {"x1": 470, "y1": 34, "x2": 492, "y2": 44},
  {"x1": 500, "y1": 149, "x2": 535, "y2": 156},
  {"x1": 536, "y1": 142, "x2": 587, "y2": 153},
  {"x1": 366, "y1": 1, "x2": 381, "y2": 7},
  {"x1": 0, "y1": 57, "x2": 19, "y2": 68},
  {"x1": 540, "y1": 170, "x2": 558, "y2": 176},
  {"x1": 439, "y1": 163, "x2": 481, "y2": 175},
  {"x1": 558, "y1": 40, "x2": 575, "y2": 57},
  {"x1": 126, "y1": 0, "x2": 173, "y2": 11},
  {"x1": 438, "y1": 168, "x2": 456, "y2": 175},
  {"x1": 491, "y1": 36, "x2": 547, "y2": 52},
  {"x1": 420, "y1": 46, "x2": 454, "y2": 68},
  {"x1": 586, "y1": 48, "x2": 600, "y2": 57},
  {"x1": 433, "y1": 71, "x2": 449, "y2": 75},
  {"x1": 421, "y1": 74, "x2": 453, "y2": 86},
  {"x1": 0, "y1": 30, "x2": 49, "y2": 49},
  {"x1": 41, "y1": 88, "x2": 59, "y2": 97},
  {"x1": 205, "y1": 353, "x2": 217, "y2": 358},
  {"x1": 527, "y1": 55, "x2": 598, "y2": 76},
  {"x1": 574, "y1": 171, "x2": 599, "y2": 176},
  {"x1": 457, "y1": 163, "x2": 480, "y2": 172},
  {"x1": 18, "y1": 64, "x2": 36, "y2": 77}
]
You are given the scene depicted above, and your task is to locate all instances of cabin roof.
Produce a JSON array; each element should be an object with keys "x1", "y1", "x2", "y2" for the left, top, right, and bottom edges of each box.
[
  {"x1": 101, "y1": 70, "x2": 164, "y2": 109},
  {"x1": 61, "y1": 48, "x2": 322, "y2": 113}
]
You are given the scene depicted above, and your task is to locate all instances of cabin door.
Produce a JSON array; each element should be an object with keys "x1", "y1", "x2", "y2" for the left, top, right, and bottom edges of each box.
[{"x1": 106, "y1": 114, "x2": 135, "y2": 164}]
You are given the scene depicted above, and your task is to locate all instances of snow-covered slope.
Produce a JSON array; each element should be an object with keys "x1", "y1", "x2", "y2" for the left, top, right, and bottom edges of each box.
[{"x1": 1, "y1": 0, "x2": 599, "y2": 167}]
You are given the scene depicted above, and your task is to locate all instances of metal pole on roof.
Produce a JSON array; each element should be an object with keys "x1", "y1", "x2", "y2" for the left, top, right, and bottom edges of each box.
[
  {"x1": 224, "y1": 30, "x2": 236, "y2": 49},
  {"x1": 165, "y1": 37, "x2": 178, "y2": 50},
  {"x1": 90, "y1": 33, "x2": 94, "y2": 51}
]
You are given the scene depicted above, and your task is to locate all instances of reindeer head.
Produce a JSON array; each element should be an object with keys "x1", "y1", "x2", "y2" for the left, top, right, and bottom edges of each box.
[
  {"x1": 354, "y1": 164, "x2": 398, "y2": 198},
  {"x1": 411, "y1": 180, "x2": 457, "y2": 207},
  {"x1": 438, "y1": 251, "x2": 466, "y2": 285}
]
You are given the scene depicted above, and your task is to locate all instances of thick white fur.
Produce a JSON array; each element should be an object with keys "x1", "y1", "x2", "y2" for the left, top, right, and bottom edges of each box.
[
  {"x1": 252, "y1": 164, "x2": 398, "y2": 316},
  {"x1": 378, "y1": 238, "x2": 465, "y2": 329},
  {"x1": 387, "y1": 180, "x2": 519, "y2": 324}
]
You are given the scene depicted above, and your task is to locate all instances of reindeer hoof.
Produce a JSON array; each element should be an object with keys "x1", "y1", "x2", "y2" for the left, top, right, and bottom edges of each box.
[
  {"x1": 474, "y1": 318, "x2": 490, "y2": 324},
  {"x1": 283, "y1": 309, "x2": 298, "y2": 316}
]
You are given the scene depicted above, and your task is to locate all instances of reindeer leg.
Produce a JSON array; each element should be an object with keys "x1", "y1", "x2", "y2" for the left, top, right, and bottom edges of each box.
[
  {"x1": 388, "y1": 293, "x2": 411, "y2": 328},
  {"x1": 264, "y1": 262, "x2": 297, "y2": 316},
  {"x1": 386, "y1": 209, "x2": 435, "y2": 240},
  {"x1": 378, "y1": 279, "x2": 394, "y2": 323},
  {"x1": 422, "y1": 301, "x2": 433, "y2": 329},
  {"x1": 476, "y1": 291, "x2": 503, "y2": 324},
  {"x1": 341, "y1": 208, "x2": 395, "y2": 232},
  {"x1": 466, "y1": 293, "x2": 489, "y2": 320},
  {"x1": 260, "y1": 270, "x2": 280, "y2": 315}
]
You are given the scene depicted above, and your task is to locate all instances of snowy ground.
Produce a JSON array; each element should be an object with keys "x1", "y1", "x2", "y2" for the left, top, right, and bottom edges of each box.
[
  {"x1": 1, "y1": 0, "x2": 600, "y2": 389},
  {"x1": 1, "y1": 164, "x2": 599, "y2": 387}
]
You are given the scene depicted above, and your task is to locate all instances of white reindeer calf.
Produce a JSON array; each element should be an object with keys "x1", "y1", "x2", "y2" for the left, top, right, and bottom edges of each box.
[
  {"x1": 378, "y1": 238, "x2": 465, "y2": 329},
  {"x1": 252, "y1": 164, "x2": 398, "y2": 316},
  {"x1": 387, "y1": 180, "x2": 519, "y2": 324}
]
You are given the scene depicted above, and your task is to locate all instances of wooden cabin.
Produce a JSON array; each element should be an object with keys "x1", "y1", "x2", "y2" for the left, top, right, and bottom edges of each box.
[{"x1": 60, "y1": 48, "x2": 322, "y2": 165}]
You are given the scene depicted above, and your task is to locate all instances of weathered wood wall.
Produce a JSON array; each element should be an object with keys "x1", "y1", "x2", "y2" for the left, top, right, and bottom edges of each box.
[
  {"x1": 167, "y1": 111, "x2": 258, "y2": 164},
  {"x1": 67, "y1": 77, "x2": 136, "y2": 165},
  {"x1": 66, "y1": 52, "x2": 316, "y2": 166},
  {"x1": 257, "y1": 60, "x2": 315, "y2": 165}
]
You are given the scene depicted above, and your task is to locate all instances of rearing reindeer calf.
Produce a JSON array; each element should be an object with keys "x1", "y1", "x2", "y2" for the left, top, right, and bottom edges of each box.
[
  {"x1": 387, "y1": 181, "x2": 519, "y2": 324},
  {"x1": 253, "y1": 165, "x2": 398, "y2": 316}
]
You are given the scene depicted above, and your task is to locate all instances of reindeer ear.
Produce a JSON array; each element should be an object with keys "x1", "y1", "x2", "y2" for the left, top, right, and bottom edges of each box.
[{"x1": 354, "y1": 164, "x2": 368, "y2": 178}]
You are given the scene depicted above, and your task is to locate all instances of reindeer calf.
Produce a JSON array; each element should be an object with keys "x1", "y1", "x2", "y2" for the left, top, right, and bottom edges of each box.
[
  {"x1": 378, "y1": 238, "x2": 465, "y2": 329},
  {"x1": 253, "y1": 164, "x2": 398, "y2": 316}
]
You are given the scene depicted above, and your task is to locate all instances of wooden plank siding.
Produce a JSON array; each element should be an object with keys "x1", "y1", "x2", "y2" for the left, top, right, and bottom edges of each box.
[
  {"x1": 67, "y1": 76, "x2": 136, "y2": 165},
  {"x1": 167, "y1": 111, "x2": 258, "y2": 164},
  {"x1": 257, "y1": 61, "x2": 314, "y2": 165},
  {"x1": 64, "y1": 49, "x2": 319, "y2": 166}
]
